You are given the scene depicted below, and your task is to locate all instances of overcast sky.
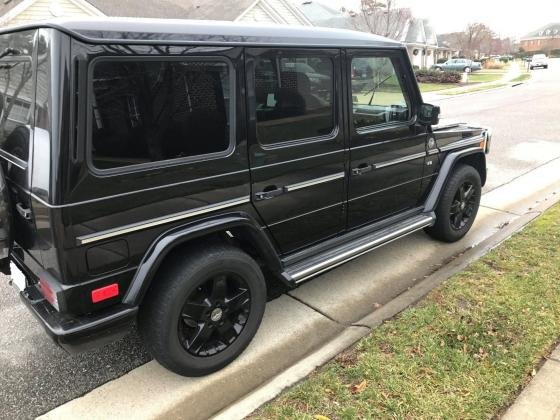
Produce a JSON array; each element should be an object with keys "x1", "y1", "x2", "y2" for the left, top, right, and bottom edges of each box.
[{"x1": 325, "y1": 0, "x2": 560, "y2": 38}]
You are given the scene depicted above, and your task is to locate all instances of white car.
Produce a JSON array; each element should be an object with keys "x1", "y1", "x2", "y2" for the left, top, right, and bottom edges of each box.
[{"x1": 530, "y1": 54, "x2": 548, "y2": 70}]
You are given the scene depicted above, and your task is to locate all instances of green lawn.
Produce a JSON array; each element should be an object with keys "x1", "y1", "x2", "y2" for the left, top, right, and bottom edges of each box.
[
  {"x1": 510, "y1": 73, "x2": 531, "y2": 83},
  {"x1": 418, "y1": 82, "x2": 459, "y2": 92},
  {"x1": 465, "y1": 72, "x2": 503, "y2": 83},
  {"x1": 440, "y1": 82, "x2": 507, "y2": 95},
  {"x1": 256, "y1": 204, "x2": 560, "y2": 419}
]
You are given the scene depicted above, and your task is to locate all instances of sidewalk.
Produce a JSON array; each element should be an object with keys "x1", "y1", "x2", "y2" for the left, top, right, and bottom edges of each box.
[{"x1": 503, "y1": 344, "x2": 560, "y2": 420}]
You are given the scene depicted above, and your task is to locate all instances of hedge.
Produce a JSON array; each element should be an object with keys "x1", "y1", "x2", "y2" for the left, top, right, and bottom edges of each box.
[{"x1": 415, "y1": 69, "x2": 462, "y2": 84}]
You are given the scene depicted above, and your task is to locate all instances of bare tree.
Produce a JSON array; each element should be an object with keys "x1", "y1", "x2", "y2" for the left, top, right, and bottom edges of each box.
[
  {"x1": 449, "y1": 23, "x2": 494, "y2": 58},
  {"x1": 359, "y1": 0, "x2": 410, "y2": 39}
]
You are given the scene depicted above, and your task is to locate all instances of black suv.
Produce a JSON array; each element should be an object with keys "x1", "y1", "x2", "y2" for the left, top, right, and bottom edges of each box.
[{"x1": 0, "y1": 18, "x2": 490, "y2": 376}]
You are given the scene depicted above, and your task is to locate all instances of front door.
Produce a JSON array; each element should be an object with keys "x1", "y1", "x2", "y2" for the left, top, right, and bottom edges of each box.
[
  {"x1": 347, "y1": 49, "x2": 428, "y2": 228},
  {"x1": 246, "y1": 48, "x2": 346, "y2": 254}
]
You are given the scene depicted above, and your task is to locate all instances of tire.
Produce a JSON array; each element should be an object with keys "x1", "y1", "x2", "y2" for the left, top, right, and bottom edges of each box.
[
  {"x1": 435, "y1": 66, "x2": 442, "y2": 71},
  {"x1": 139, "y1": 244, "x2": 267, "y2": 376},
  {"x1": 425, "y1": 164, "x2": 481, "y2": 243},
  {"x1": 530, "y1": 66, "x2": 534, "y2": 70},
  {"x1": 464, "y1": 66, "x2": 471, "y2": 73},
  {"x1": 544, "y1": 65, "x2": 548, "y2": 69}
]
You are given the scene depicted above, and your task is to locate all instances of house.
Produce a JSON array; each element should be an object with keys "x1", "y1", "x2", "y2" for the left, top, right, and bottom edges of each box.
[
  {"x1": 520, "y1": 23, "x2": 560, "y2": 54},
  {"x1": 0, "y1": 0, "x2": 312, "y2": 27},
  {"x1": 295, "y1": 1, "x2": 449, "y2": 68}
]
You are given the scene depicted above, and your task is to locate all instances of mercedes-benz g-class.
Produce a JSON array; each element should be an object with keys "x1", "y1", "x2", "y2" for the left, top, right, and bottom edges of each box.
[{"x1": 0, "y1": 18, "x2": 490, "y2": 376}]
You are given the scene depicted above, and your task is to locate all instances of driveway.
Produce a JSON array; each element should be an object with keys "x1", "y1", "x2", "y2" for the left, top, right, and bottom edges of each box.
[{"x1": 2, "y1": 59, "x2": 560, "y2": 419}]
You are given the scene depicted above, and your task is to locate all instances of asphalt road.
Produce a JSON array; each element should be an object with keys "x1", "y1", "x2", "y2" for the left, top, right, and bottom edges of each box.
[{"x1": 1, "y1": 59, "x2": 559, "y2": 420}]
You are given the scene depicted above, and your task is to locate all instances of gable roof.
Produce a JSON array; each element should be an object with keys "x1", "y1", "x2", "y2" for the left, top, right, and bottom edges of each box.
[
  {"x1": 86, "y1": 0, "x2": 255, "y2": 20},
  {"x1": 522, "y1": 22, "x2": 560, "y2": 39}
]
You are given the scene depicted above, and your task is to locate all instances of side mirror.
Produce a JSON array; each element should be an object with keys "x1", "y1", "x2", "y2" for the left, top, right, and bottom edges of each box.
[{"x1": 418, "y1": 103, "x2": 440, "y2": 126}]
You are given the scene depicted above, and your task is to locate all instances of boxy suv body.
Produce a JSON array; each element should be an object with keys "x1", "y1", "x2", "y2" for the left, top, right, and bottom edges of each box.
[{"x1": 0, "y1": 18, "x2": 490, "y2": 376}]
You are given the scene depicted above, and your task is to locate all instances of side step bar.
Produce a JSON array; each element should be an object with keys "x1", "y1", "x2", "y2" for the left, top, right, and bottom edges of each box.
[{"x1": 284, "y1": 214, "x2": 435, "y2": 284}]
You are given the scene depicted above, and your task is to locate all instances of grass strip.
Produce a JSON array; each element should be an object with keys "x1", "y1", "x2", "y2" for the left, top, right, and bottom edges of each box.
[
  {"x1": 256, "y1": 203, "x2": 560, "y2": 419},
  {"x1": 440, "y1": 83, "x2": 507, "y2": 95},
  {"x1": 510, "y1": 73, "x2": 531, "y2": 83},
  {"x1": 418, "y1": 83, "x2": 459, "y2": 93}
]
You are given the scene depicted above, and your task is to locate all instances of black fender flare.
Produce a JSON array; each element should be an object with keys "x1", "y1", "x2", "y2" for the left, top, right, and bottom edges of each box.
[
  {"x1": 424, "y1": 147, "x2": 486, "y2": 213},
  {"x1": 122, "y1": 212, "x2": 281, "y2": 306}
]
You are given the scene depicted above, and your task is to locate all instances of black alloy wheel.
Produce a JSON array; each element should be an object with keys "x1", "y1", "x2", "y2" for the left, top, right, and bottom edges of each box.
[
  {"x1": 449, "y1": 181, "x2": 477, "y2": 230},
  {"x1": 139, "y1": 245, "x2": 266, "y2": 376},
  {"x1": 425, "y1": 163, "x2": 481, "y2": 242},
  {"x1": 179, "y1": 273, "x2": 251, "y2": 357}
]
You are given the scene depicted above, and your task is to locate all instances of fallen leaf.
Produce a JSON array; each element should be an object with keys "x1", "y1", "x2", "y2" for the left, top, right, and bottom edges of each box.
[
  {"x1": 531, "y1": 369, "x2": 537, "y2": 377},
  {"x1": 373, "y1": 302, "x2": 383, "y2": 309},
  {"x1": 350, "y1": 379, "x2": 368, "y2": 394},
  {"x1": 314, "y1": 415, "x2": 331, "y2": 420}
]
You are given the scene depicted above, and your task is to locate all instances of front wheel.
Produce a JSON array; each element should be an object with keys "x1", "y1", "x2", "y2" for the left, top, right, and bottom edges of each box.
[
  {"x1": 464, "y1": 66, "x2": 471, "y2": 73},
  {"x1": 425, "y1": 164, "x2": 481, "y2": 242},
  {"x1": 139, "y1": 244, "x2": 267, "y2": 376}
]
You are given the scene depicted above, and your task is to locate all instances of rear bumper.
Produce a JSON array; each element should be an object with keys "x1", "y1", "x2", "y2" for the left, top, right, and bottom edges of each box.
[{"x1": 20, "y1": 285, "x2": 137, "y2": 353}]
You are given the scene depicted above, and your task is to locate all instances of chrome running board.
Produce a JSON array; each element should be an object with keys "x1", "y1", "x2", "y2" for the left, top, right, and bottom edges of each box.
[{"x1": 284, "y1": 214, "x2": 435, "y2": 284}]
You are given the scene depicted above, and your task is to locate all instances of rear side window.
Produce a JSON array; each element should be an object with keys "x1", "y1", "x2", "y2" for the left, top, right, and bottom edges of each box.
[
  {"x1": 351, "y1": 56, "x2": 410, "y2": 129},
  {"x1": 90, "y1": 59, "x2": 232, "y2": 170},
  {"x1": 254, "y1": 55, "x2": 335, "y2": 145},
  {"x1": 0, "y1": 30, "x2": 36, "y2": 162}
]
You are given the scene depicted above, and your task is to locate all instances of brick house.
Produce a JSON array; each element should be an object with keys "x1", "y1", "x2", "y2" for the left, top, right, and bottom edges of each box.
[{"x1": 520, "y1": 23, "x2": 560, "y2": 54}]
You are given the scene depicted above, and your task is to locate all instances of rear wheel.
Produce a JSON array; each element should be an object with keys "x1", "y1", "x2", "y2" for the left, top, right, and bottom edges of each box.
[
  {"x1": 139, "y1": 244, "x2": 266, "y2": 376},
  {"x1": 425, "y1": 164, "x2": 481, "y2": 242},
  {"x1": 463, "y1": 66, "x2": 471, "y2": 73}
]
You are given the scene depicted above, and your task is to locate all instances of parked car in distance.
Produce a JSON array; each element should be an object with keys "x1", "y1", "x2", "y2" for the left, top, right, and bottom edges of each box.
[
  {"x1": 1, "y1": 18, "x2": 491, "y2": 377},
  {"x1": 433, "y1": 58, "x2": 482, "y2": 72},
  {"x1": 529, "y1": 54, "x2": 548, "y2": 70}
]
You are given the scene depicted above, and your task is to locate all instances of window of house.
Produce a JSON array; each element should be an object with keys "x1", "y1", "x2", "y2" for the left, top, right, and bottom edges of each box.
[
  {"x1": 351, "y1": 56, "x2": 410, "y2": 129},
  {"x1": 90, "y1": 59, "x2": 231, "y2": 170},
  {"x1": 254, "y1": 55, "x2": 335, "y2": 145}
]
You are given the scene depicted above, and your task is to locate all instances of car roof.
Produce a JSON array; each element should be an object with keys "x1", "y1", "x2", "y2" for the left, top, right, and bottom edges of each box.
[{"x1": 0, "y1": 17, "x2": 403, "y2": 49}]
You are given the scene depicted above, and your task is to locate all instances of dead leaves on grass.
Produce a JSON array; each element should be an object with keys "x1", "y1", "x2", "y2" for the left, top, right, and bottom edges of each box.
[{"x1": 349, "y1": 379, "x2": 368, "y2": 394}]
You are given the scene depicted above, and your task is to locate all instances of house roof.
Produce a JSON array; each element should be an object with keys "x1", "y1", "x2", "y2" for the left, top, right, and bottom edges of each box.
[
  {"x1": 0, "y1": 0, "x2": 259, "y2": 21},
  {"x1": 87, "y1": 0, "x2": 255, "y2": 20},
  {"x1": 522, "y1": 22, "x2": 560, "y2": 39},
  {"x1": 294, "y1": 2, "x2": 438, "y2": 47},
  {"x1": 0, "y1": 17, "x2": 403, "y2": 48}
]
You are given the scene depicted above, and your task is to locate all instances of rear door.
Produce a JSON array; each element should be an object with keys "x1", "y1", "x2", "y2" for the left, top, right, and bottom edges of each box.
[
  {"x1": 346, "y1": 49, "x2": 427, "y2": 229},
  {"x1": 246, "y1": 48, "x2": 346, "y2": 254},
  {"x1": 0, "y1": 30, "x2": 42, "y2": 265}
]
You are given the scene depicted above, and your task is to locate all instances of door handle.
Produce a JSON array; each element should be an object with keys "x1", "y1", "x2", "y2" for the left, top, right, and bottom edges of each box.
[
  {"x1": 15, "y1": 202, "x2": 32, "y2": 220},
  {"x1": 254, "y1": 185, "x2": 285, "y2": 201},
  {"x1": 351, "y1": 163, "x2": 373, "y2": 176}
]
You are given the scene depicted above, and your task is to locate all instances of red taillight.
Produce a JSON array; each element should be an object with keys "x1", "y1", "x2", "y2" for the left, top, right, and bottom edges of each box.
[
  {"x1": 91, "y1": 283, "x2": 119, "y2": 304},
  {"x1": 38, "y1": 278, "x2": 59, "y2": 311}
]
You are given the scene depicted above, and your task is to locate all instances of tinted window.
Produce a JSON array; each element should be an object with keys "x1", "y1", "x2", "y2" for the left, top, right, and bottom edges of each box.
[
  {"x1": 0, "y1": 30, "x2": 35, "y2": 162},
  {"x1": 90, "y1": 60, "x2": 231, "y2": 170},
  {"x1": 351, "y1": 56, "x2": 409, "y2": 129},
  {"x1": 254, "y1": 55, "x2": 334, "y2": 145}
]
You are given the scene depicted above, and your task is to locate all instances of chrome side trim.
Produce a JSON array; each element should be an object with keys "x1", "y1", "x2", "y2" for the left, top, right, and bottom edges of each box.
[
  {"x1": 284, "y1": 172, "x2": 345, "y2": 192},
  {"x1": 291, "y1": 215, "x2": 434, "y2": 283},
  {"x1": 439, "y1": 135, "x2": 484, "y2": 152},
  {"x1": 374, "y1": 152, "x2": 427, "y2": 169},
  {"x1": 76, "y1": 196, "x2": 251, "y2": 246},
  {"x1": 0, "y1": 149, "x2": 27, "y2": 170}
]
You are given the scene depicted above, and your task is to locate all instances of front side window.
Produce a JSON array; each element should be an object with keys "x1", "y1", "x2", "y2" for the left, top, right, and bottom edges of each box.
[
  {"x1": 254, "y1": 54, "x2": 335, "y2": 145},
  {"x1": 90, "y1": 59, "x2": 231, "y2": 170},
  {"x1": 351, "y1": 56, "x2": 410, "y2": 129}
]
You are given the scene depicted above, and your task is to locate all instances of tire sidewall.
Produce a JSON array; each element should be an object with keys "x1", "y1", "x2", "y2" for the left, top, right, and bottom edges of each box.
[
  {"x1": 142, "y1": 247, "x2": 266, "y2": 376},
  {"x1": 440, "y1": 165, "x2": 481, "y2": 241}
]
